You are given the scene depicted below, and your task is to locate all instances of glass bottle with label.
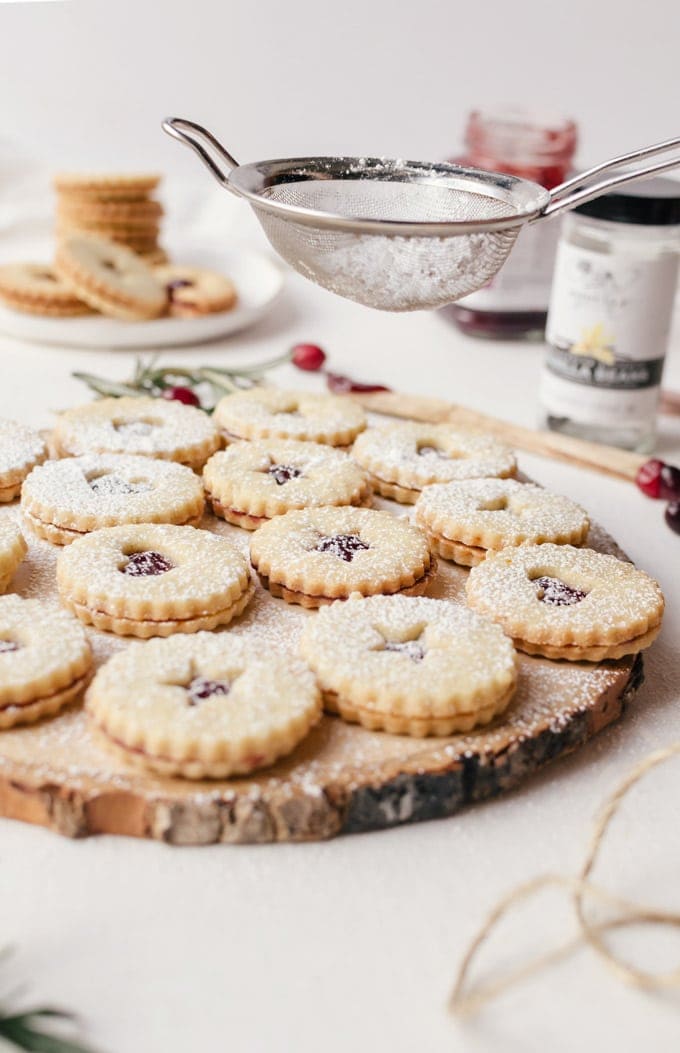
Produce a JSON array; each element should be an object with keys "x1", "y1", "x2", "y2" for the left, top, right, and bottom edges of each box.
[
  {"x1": 539, "y1": 178, "x2": 680, "y2": 453},
  {"x1": 442, "y1": 107, "x2": 578, "y2": 340}
]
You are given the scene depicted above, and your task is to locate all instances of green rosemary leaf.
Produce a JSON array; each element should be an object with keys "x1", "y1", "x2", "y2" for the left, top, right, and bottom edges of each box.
[
  {"x1": 71, "y1": 373, "x2": 142, "y2": 399},
  {"x1": 0, "y1": 1009, "x2": 97, "y2": 1053},
  {"x1": 198, "y1": 369, "x2": 239, "y2": 393}
]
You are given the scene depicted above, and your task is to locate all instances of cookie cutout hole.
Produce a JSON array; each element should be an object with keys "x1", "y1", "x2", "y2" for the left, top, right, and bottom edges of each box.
[
  {"x1": 478, "y1": 495, "x2": 509, "y2": 512},
  {"x1": 87, "y1": 471, "x2": 152, "y2": 496},
  {"x1": 0, "y1": 639, "x2": 19, "y2": 654},
  {"x1": 186, "y1": 676, "x2": 231, "y2": 706},
  {"x1": 375, "y1": 623, "x2": 427, "y2": 663},
  {"x1": 121, "y1": 550, "x2": 174, "y2": 577},
  {"x1": 268, "y1": 463, "x2": 303, "y2": 486},
  {"x1": 113, "y1": 418, "x2": 161, "y2": 440},
  {"x1": 315, "y1": 533, "x2": 369, "y2": 562},
  {"x1": 531, "y1": 574, "x2": 587, "y2": 606}
]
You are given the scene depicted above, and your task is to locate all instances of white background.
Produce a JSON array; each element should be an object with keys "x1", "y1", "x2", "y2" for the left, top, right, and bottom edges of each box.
[{"x1": 2, "y1": 3, "x2": 680, "y2": 1053}]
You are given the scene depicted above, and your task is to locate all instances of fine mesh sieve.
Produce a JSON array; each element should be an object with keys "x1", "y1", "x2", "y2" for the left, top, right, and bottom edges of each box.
[{"x1": 163, "y1": 119, "x2": 680, "y2": 312}]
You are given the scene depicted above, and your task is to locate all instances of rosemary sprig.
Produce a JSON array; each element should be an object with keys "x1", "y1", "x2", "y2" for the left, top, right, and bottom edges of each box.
[{"x1": 0, "y1": 1007, "x2": 98, "y2": 1053}]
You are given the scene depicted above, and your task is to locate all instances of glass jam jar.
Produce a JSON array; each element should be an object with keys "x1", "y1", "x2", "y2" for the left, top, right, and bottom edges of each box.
[
  {"x1": 539, "y1": 178, "x2": 680, "y2": 453},
  {"x1": 442, "y1": 107, "x2": 578, "y2": 340}
]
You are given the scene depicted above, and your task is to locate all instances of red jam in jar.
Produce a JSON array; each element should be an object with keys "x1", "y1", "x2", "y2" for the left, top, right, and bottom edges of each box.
[{"x1": 442, "y1": 107, "x2": 578, "y2": 340}]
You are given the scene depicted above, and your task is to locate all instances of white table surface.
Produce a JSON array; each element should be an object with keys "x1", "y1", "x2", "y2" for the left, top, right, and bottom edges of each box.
[{"x1": 2, "y1": 255, "x2": 680, "y2": 1053}]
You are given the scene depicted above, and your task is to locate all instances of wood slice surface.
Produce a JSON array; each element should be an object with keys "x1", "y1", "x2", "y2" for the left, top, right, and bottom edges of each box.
[{"x1": 0, "y1": 404, "x2": 646, "y2": 845}]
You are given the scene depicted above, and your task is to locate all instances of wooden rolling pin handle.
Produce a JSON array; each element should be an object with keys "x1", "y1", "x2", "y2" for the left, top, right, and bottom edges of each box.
[{"x1": 350, "y1": 391, "x2": 647, "y2": 483}]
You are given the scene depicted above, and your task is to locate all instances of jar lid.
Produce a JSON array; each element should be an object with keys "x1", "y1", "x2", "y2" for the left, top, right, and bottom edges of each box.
[{"x1": 573, "y1": 177, "x2": 680, "y2": 226}]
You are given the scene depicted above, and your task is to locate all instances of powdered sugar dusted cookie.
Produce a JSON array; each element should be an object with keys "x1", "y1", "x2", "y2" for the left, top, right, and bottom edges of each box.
[
  {"x1": 214, "y1": 388, "x2": 366, "y2": 447},
  {"x1": 415, "y1": 478, "x2": 589, "y2": 566},
  {"x1": 300, "y1": 595, "x2": 517, "y2": 735},
  {"x1": 54, "y1": 235, "x2": 166, "y2": 320},
  {"x1": 0, "y1": 519, "x2": 27, "y2": 592},
  {"x1": 0, "y1": 595, "x2": 92, "y2": 728},
  {"x1": 57, "y1": 523, "x2": 254, "y2": 637},
  {"x1": 0, "y1": 420, "x2": 47, "y2": 502},
  {"x1": 203, "y1": 439, "x2": 372, "y2": 529},
  {"x1": 154, "y1": 264, "x2": 237, "y2": 317},
  {"x1": 465, "y1": 543, "x2": 664, "y2": 661},
  {"x1": 52, "y1": 396, "x2": 220, "y2": 471},
  {"x1": 352, "y1": 422, "x2": 517, "y2": 503},
  {"x1": 22, "y1": 454, "x2": 205, "y2": 545},
  {"x1": 250, "y1": 506, "x2": 435, "y2": 608},
  {"x1": 0, "y1": 263, "x2": 91, "y2": 317},
  {"x1": 86, "y1": 632, "x2": 321, "y2": 779}
]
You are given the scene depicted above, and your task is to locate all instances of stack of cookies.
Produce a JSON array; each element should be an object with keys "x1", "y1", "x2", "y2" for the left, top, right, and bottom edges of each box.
[{"x1": 54, "y1": 173, "x2": 167, "y2": 265}]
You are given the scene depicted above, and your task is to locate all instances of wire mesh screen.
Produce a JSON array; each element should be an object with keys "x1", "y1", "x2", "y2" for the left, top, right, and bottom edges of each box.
[{"x1": 255, "y1": 179, "x2": 521, "y2": 310}]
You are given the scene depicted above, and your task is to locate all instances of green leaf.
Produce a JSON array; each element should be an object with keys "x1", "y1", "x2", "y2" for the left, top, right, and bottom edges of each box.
[
  {"x1": 0, "y1": 1009, "x2": 98, "y2": 1052},
  {"x1": 71, "y1": 373, "x2": 142, "y2": 399}
]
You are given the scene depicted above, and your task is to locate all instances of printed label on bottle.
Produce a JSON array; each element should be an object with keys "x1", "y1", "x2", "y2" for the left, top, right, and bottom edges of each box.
[
  {"x1": 541, "y1": 240, "x2": 678, "y2": 426},
  {"x1": 458, "y1": 217, "x2": 562, "y2": 313}
]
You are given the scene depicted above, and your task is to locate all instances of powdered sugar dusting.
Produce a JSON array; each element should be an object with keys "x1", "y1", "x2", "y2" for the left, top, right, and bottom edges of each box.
[
  {"x1": 0, "y1": 482, "x2": 641, "y2": 806},
  {"x1": 0, "y1": 419, "x2": 46, "y2": 480}
]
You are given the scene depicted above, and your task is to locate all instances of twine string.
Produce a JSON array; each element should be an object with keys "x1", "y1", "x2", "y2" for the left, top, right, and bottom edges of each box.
[{"x1": 450, "y1": 743, "x2": 680, "y2": 1017}]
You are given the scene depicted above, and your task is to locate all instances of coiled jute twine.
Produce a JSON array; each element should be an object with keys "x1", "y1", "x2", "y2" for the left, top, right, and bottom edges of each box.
[{"x1": 449, "y1": 743, "x2": 680, "y2": 1017}]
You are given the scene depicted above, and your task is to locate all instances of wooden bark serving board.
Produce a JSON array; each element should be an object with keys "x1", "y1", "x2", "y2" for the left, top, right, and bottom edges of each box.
[{"x1": 0, "y1": 401, "x2": 646, "y2": 845}]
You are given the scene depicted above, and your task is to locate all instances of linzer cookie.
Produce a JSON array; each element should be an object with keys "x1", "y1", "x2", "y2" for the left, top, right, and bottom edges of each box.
[
  {"x1": 154, "y1": 265, "x2": 237, "y2": 317},
  {"x1": 214, "y1": 388, "x2": 366, "y2": 447},
  {"x1": 0, "y1": 263, "x2": 91, "y2": 317},
  {"x1": 415, "y1": 478, "x2": 589, "y2": 566},
  {"x1": 0, "y1": 419, "x2": 47, "y2": 502},
  {"x1": 250, "y1": 506, "x2": 435, "y2": 608},
  {"x1": 57, "y1": 523, "x2": 254, "y2": 637},
  {"x1": 56, "y1": 198, "x2": 164, "y2": 229},
  {"x1": 300, "y1": 595, "x2": 517, "y2": 735},
  {"x1": 0, "y1": 595, "x2": 92, "y2": 728},
  {"x1": 351, "y1": 422, "x2": 517, "y2": 503},
  {"x1": 86, "y1": 632, "x2": 321, "y2": 779},
  {"x1": 22, "y1": 455, "x2": 205, "y2": 545},
  {"x1": 0, "y1": 519, "x2": 27, "y2": 592},
  {"x1": 54, "y1": 236, "x2": 166, "y2": 320},
  {"x1": 52, "y1": 396, "x2": 220, "y2": 471},
  {"x1": 53, "y1": 173, "x2": 161, "y2": 200},
  {"x1": 465, "y1": 543, "x2": 664, "y2": 661},
  {"x1": 203, "y1": 440, "x2": 372, "y2": 529}
]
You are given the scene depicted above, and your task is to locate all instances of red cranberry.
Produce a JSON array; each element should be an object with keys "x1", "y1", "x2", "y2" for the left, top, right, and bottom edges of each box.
[
  {"x1": 325, "y1": 371, "x2": 390, "y2": 394},
  {"x1": 636, "y1": 459, "x2": 664, "y2": 498},
  {"x1": 122, "y1": 551, "x2": 174, "y2": 576},
  {"x1": 315, "y1": 533, "x2": 369, "y2": 562},
  {"x1": 268, "y1": 463, "x2": 302, "y2": 485},
  {"x1": 291, "y1": 343, "x2": 326, "y2": 371},
  {"x1": 665, "y1": 501, "x2": 680, "y2": 535},
  {"x1": 660, "y1": 464, "x2": 680, "y2": 501},
  {"x1": 534, "y1": 576, "x2": 586, "y2": 606},
  {"x1": 161, "y1": 385, "x2": 201, "y2": 408},
  {"x1": 187, "y1": 677, "x2": 230, "y2": 705}
]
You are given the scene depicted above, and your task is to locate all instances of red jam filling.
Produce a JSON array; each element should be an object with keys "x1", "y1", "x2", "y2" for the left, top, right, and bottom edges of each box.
[
  {"x1": 90, "y1": 474, "x2": 149, "y2": 496},
  {"x1": 122, "y1": 551, "x2": 174, "y2": 576},
  {"x1": 315, "y1": 533, "x2": 369, "y2": 562},
  {"x1": 384, "y1": 639, "x2": 425, "y2": 662},
  {"x1": 187, "y1": 676, "x2": 230, "y2": 705},
  {"x1": 534, "y1": 576, "x2": 586, "y2": 606},
  {"x1": 268, "y1": 463, "x2": 302, "y2": 486}
]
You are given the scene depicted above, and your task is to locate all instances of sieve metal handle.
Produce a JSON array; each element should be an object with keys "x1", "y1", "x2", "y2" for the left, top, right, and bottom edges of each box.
[
  {"x1": 540, "y1": 134, "x2": 680, "y2": 219},
  {"x1": 161, "y1": 118, "x2": 241, "y2": 194}
]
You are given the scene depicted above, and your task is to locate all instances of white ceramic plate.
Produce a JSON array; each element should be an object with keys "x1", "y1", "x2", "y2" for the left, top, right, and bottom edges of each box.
[{"x1": 0, "y1": 251, "x2": 285, "y2": 350}]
